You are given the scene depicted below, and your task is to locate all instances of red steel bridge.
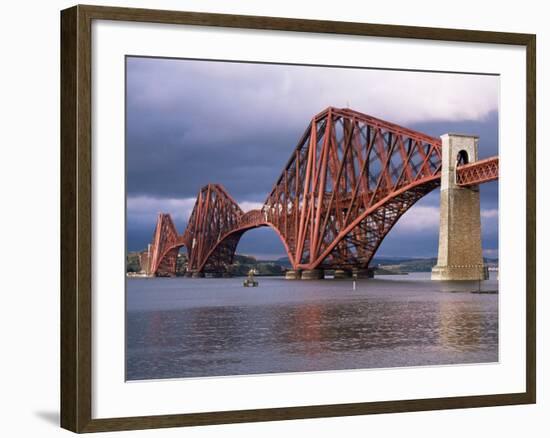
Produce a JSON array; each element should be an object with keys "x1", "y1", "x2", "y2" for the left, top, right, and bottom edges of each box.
[{"x1": 145, "y1": 107, "x2": 498, "y2": 277}]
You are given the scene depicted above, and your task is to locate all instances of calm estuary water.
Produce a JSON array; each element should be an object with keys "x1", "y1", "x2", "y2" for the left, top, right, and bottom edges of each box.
[{"x1": 126, "y1": 273, "x2": 498, "y2": 380}]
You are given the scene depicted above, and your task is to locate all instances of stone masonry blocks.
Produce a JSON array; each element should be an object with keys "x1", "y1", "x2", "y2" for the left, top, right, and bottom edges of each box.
[{"x1": 431, "y1": 134, "x2": 488, "y2": 281}]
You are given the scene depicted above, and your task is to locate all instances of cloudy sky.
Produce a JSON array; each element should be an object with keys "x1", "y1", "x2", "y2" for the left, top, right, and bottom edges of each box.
[{"x1": 126, "y1": 56, "x2": 499, "y2": 260}]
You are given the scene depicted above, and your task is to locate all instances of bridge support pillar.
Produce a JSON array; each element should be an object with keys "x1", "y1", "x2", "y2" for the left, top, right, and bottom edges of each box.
[
  {"x1": 301, "y1": 269, "x2": 324, "y2": 280},
  {"x1": 333, "y1": 269, "x2": 352, "y2": 279},
  {"x1": 139, "y1": 244, "x2": 152, "y2": 276},
  {"x1": 353, "y1": 267, "x2": 374, "y2": 279},
  {"x1": 432, "y1": 134, "x2": 488, "y2": 281},
  {"x1": 285, "y1": 269, "x2": 302, "y2": 280}
]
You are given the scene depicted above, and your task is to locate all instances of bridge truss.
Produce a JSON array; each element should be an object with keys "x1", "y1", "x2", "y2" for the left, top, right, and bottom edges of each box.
[{"x1": 145, "y1": 107, "x2": 498, "y2": 276}]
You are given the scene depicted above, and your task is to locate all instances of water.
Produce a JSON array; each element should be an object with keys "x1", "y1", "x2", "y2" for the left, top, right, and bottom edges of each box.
[{"x1": 126, "y1": 273, "x2": 498, "y2": 380}]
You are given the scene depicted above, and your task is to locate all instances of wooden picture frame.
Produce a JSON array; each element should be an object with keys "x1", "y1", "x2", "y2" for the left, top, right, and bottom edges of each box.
[{"x1": 61, "y1": 4, "x2": 536, "y2": 433}]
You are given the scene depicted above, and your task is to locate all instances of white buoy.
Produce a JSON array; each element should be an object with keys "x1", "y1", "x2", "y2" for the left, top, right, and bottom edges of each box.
[{"x1": 353, "y1": 280, "x2": 356, "y2": 291}]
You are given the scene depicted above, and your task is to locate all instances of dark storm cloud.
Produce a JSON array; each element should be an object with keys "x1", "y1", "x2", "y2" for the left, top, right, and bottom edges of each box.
[
  {"x1": 126, "y1": 57, "x2": 499, "y2": 257},
  {"x1": 126, "y1": 57, "x2": 307, "y2": 200}
]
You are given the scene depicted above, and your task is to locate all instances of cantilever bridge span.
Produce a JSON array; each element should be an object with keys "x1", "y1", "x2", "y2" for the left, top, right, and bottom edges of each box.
[{"x1": 145, "y1": 107, "x2": 498, "y2": 277}]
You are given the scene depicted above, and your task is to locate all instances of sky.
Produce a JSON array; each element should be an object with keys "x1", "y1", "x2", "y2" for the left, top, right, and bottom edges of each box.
[{"x1": 126, "y1": 57, "x2": 499, "y2": 260}]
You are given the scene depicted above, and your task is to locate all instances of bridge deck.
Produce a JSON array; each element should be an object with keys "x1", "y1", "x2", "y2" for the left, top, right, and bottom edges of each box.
[{"x1": 456, "y1": 157, "x2": 499, "y2": 186}]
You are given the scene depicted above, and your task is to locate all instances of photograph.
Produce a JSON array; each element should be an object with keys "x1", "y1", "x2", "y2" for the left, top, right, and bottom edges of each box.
[
  {"x1": 0, "y1": 0, "x2": 542, "y2": 435},
  {"x1": 125, "y1": 56, "x2": 500, "y2": 381}
]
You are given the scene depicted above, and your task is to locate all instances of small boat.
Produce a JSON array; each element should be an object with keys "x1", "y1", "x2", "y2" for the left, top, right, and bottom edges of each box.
[{"x1": 243, "y1": 269, "x2": 259, "y2": 287}]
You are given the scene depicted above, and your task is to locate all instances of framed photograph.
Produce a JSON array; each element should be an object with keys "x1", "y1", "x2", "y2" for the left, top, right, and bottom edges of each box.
[{"x1": 60, "y1": 4, "x2": 536, "y2": 433}]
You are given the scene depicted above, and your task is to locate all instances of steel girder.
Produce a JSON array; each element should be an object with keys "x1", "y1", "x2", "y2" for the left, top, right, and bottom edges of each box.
[
  {"x1": 148, "y1": 213, "x2": 180, "y2": 276},
  {"x1": 262, "y1": 107, "x2": 444, "y2": 270},
  {"x1": 456, "y1": 157, "x2": 499, "y2": 186},
  {"x1": 149, "y1": 184, "x2": 244, "y2": 275}
]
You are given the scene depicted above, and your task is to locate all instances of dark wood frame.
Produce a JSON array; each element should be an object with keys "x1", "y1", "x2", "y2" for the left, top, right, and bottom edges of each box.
[{"x1": 61, "y1": 4, "x2": 536, "y2": 433}]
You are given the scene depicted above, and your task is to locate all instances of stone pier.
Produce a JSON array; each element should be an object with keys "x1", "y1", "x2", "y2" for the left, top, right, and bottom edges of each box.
[
  {"x1": 431, "y1": 134, "x2": 488, "y2": 281},
  {"x1": 285, "y1": 269, "x2": 302, "y2": 280},
  {"x1": 301, "y1": 269, "x2": 324, "y2": 280},
  {"x1": 139, "y1": 244, "x2": 152, "y2": 276},
  {"x1": 333, "y1": 269, "x2": 352, "y2": 279}
]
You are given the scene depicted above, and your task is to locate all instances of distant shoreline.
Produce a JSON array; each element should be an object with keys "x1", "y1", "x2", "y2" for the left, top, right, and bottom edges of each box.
[{"x1": 127, "y1": 251, "x2": 498, "y2": 276}]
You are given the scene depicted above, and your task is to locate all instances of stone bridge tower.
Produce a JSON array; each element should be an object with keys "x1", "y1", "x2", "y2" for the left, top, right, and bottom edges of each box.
[{"x1": 431, "y1": 134, "x2": 488, "y2": 281}]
